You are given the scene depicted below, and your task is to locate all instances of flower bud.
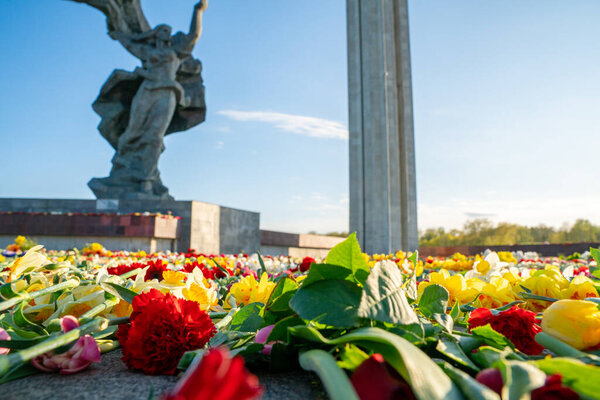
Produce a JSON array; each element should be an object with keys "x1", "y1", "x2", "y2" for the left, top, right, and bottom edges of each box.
[{"x1": 541, "y1": 299, "x2": 600, "y2": 350}]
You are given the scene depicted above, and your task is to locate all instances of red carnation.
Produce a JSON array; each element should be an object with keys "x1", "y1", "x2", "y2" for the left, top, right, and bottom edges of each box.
[
  {"x1": 117, "y1": 289, "x2": 216, "y2": 375},
  {"x1": 351, "y1": 354, "x2": 416, "y2": 400},
  {"x1": 144, "y1": 260, "x2": 169, "y2": 281},
  {"x1": 162, "y1": 347, "x2": 263, "y2": 400},
  {"x1": 107, "y1": 262, "x2": 144, "y2": 276},
  {"x1": 299, "y1": 257, "x2": 315, "y2": 273},
  {"x1": 468, "y1": 306, "x2": 544, "y2": 355}
]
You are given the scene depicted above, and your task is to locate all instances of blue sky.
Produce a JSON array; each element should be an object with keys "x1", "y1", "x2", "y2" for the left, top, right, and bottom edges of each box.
[{"x1": 2, "y1": 1, "x2": 600, "y2": 234}]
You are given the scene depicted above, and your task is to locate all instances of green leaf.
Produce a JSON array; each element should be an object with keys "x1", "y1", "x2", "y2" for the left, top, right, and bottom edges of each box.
[
  {"x1": 267, "y1": 316, "x2": 304, "y2": 342},
  {"x1": 450, "y1": 299, "x2": 461, "y2": 321},
  {"x1": 265, "y1": 277, "x2": 298, "y2": 313},
  {"x1": 471, "y1": 325, "x2": 514, "y2": 350},
  {"x1": 439, "y1": 361, "x2": 500, "y2": 400},
  {"x1": 301, "y1": 263, "x2": 353, "y2": 287},
  {"x1": 103, "y1": 282, "x2": 138, "y2": 304},
  {"x1": 290, "y1": 279, "x2": 361, "y2": 327},
  {"x1": 0, "y1": 338, "x2": 45, "y2": 350},
  {"x1": 325, "y1": 233, "x2": 370, "y2": 285},
  {"x1": 12, "y1": 302, "x2": 48, "y2": 336},
  {"x1": 357, "y1": 260, "x2": 419, "y2": 325},
  {"x1": 299, "y1": 349, "x2": 360, "y2": 400},
  {"x1": 230, "y1": 303, "x2": 264, "y2": 332},
  {"x1": 0, "y1": 282, "x2": 24, "y2": 300},
  {"x1": 290, "y1": 326, "x2": 463, "y2": 400},
  {"x1": 0, "y1": 362, "x2": 39, "y2": 384},
  {"x1": 470, "y1": 346, "x2": 514, "y2": 369},
  {"x1": 495, "y1": 360, "x2": 546, "y2": 400},
  {"x1": 436, "y1": 336, "x2": 480, "y2": 373},
  {"x1": 590, "y1": 247, "x2": 600, "y2": 265},
  {"x1": 433, "y1": 313, "x2": 454, "y2": 333},
  {"x1": 404, "y1": 251, "x2": 420, "y2": 301},
  {"x1": 337, "y1": 344, "x2": 370, "y2": 371},
  {"x1": 535, "y1": 357, "x2": 600, "y2": 399},
  {"x1": 257, "y1": 252, "x2": 268, "y2": 278},
  {"x1": 418, "y1": 284, "x2": 449, "y2": 318},
  {"x1": 388, "y1": 323, "x2": 426, "y2": 346}
]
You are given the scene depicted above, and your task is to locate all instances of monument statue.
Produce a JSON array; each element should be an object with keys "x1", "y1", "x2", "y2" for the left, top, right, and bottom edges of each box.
[{"x1": 69, "y1": 0, "x2": 208, "y2": 200}]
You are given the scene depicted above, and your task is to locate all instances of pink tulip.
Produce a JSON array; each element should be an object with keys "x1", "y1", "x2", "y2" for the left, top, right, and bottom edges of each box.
[
  {"x1": 31, "y1": 316, "x2": 101, "y2": 374},
  {"x1": 0, "y1": 328, "x2": 11, "y2": 355},
  {"x1": 254, "y1": 325, "x2": 276, "y2": 355}
]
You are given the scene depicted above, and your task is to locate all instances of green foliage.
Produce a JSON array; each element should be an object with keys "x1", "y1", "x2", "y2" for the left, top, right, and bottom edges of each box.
[
  {"x1": 436, "y1": 336, "x2": 480, "y2": 373},
  {"x1": 357, "y1": 260, "x2": 418, "y2": 325},
  {"x1": 336, "y1": 344, "x2": 370, "y2": 371},
  {"x1": 535, "y1": 357, "x2": 600, "y2": 399},
  {"x1": 418, "y1": 284, "x2": 449, "y2": 318},
  {"x1": 495, "y1": 360, "x2": 546, "y2": 400},
  {"x1": 439, "y1": 361, "x2": 500, "y2": 400},
  {"x1": 103, "y1": 282, "x2": 138, "y2": 304},
  {"x1": 299, "y1": 349, "x2": 360, "y2": 400},
  {"x1": 471, "y1": 325, "x2": 514, "y2": 350},
  {"x1": 230, "y1": 302, "x2": 264, "y2": 332},
  {"x1": 290, "y1": 279, "x2": 362, "y2": 327},
  {"x1": 290, "y1": 326, "x2": 463, "y2": 400},
  {"x1": 325, "y1": 233, "x2": 370, "y2": 285},
  {"x1": 420, "y1": 218, "x2": 600, "y2": 246}
]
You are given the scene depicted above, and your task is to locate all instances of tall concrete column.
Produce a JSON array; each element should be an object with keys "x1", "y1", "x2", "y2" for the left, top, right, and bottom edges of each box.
[{"x1": 347, "y1": 0, "x2": 418, "y2": 253}]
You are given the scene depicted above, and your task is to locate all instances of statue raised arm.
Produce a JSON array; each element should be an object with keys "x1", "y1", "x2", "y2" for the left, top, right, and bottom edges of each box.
[{"x1": 67, "y1": 0, "x2": 208, "y2": 200}]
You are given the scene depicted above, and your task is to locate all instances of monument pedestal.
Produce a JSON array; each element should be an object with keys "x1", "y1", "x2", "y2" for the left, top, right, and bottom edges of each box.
[{"x1": 0, "y1": 198, "x2": 260, "y2": 254}]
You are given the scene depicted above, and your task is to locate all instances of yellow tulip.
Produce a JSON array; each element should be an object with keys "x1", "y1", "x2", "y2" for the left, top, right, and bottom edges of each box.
[
  {"x1": 478, "y1": 277, "x2": 516, "y2": 309},
  {"x1": 521, "y1": 270, "x2": 568, "y2": 312},
  {"x1": 541, "y1": 299, "x2": 600, "y2": 350},
  {"x1": 560, "y1": 275, "x2": 598, "y2": 300}
]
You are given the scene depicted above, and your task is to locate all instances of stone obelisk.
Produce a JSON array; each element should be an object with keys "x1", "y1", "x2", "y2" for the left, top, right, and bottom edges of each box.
[{"x1": 347, "y1": 0, "x2": 418, "y2": 253}]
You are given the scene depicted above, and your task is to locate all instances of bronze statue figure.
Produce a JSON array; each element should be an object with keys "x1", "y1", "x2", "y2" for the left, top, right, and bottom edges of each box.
[{"x1": 68, "y1": 0, "x2": 208, "y2": 200}]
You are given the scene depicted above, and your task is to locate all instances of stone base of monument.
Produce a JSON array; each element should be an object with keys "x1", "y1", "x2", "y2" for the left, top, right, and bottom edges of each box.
[
  {"x1": 260, "y1": 230, "x2": 345, "y2": 258},
  {"x1": 0, "y1": 198, "x2": 260, "y2": 254},
  {"x1": 0, "y1": 211, "x2": 180, "y2": 253}
]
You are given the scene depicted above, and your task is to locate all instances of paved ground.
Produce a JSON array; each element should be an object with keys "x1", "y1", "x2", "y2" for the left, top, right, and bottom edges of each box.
[{"x1": 1, "y1": 350, "x2": 326, "y2": 400}]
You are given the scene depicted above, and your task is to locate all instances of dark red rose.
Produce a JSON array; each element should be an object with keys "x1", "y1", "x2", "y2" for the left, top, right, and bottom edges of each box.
[
  {"x1": 299, "y1": 257, "x2": 316, "y2": 273},
  {"x1": 117, "y1": 289, "x2": 216, "y2": 375},
  {"x1": 162, "y1": 347, "x2": 263, "y2": 400},
  {"x1": 475, "y1": 368, "x2": 503, "y2": 395},
  {"x1": 351, "y1": 354, "x2": 416, "y2": 400},
  {"x1": 468, "y1": 306, "x2": 544, "y2": 355},
  {"x1": 531, "y1": 374, "x2": 579, "y2": 400}
]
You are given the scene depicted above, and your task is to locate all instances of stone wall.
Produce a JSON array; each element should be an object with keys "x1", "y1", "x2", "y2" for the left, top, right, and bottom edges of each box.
[{"x1": 0, "y1": 198, "x2": 260, "y2": 254}]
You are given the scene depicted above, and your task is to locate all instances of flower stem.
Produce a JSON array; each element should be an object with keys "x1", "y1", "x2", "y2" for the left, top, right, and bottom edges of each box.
[
  {"x1": 535, "y1": 332, "x2": 587, "y2": 358},
  {"x1": 81, "y1": 298, "x2": 119, "y2": 319},
  {"x1": 0, "y1": 279, "x2": 79, "y2": 313}
]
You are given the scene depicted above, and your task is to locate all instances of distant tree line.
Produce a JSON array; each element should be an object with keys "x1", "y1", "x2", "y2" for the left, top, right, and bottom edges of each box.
[{"x1": 419, "y1": 219, "x2": 600, "y2": 247}]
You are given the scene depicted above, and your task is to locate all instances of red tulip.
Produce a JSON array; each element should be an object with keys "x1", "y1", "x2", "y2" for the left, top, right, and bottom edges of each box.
[{"x1": 163, "y1": 347, "x2": 262, "y2": 400}]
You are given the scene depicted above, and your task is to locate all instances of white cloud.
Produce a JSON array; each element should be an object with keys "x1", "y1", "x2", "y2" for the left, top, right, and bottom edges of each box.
[
  {"x1": 218, "y1": 110, "x2": 348, "y2": 140},
  {"x1": 215, "y1": 141, "x2": 224, "y2": 150}
]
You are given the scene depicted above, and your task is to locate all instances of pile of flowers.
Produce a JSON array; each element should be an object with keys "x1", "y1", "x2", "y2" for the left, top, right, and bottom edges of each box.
[{"x1": 0, "y1": 235, "x2": 599, "y2": 400}]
